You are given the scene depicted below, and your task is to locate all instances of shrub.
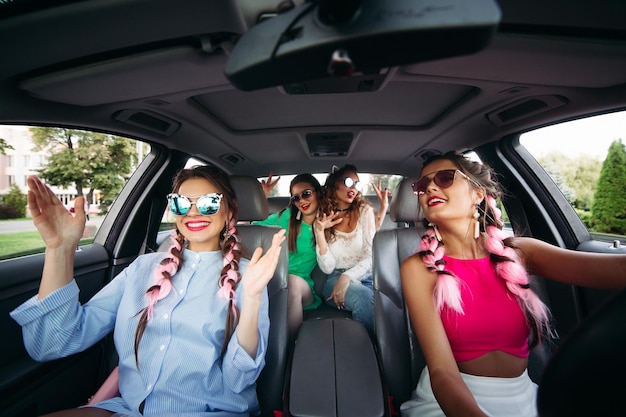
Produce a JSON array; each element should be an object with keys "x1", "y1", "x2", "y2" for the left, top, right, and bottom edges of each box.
[
  {"x1": 0, "y1": 205, "x2": 20, "y2": 219},
  {"x1": 591, "y1": 140, "x2": 626, "y2": 234},
  {"x1": 2, "y1": 184, "x2": 27, "y2": 218}
]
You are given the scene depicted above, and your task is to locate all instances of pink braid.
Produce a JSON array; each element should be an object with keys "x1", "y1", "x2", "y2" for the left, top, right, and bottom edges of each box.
[
  {"x1": 144, "y1": 230, "x2": 180, "y2": 319},
  {"x1": 218, "y1": 219, "x2": 241, "y2": 319},
  {"x1": 134, "y1": 230, "x2": 184, "y2": 365},
  {"x1": 419, "y1": 228, "x2": 464, "y2": 314},
  {"x1": 484, "y1": 196, "x2": 552, "y2": 340}
]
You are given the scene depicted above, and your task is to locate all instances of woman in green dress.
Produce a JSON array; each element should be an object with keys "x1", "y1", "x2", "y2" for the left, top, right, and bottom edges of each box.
[{"x1": 256, "y1": 173, "x2": 323, "y2": 338}]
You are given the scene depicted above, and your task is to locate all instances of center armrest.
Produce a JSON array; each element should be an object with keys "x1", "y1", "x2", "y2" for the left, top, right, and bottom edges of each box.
[{"x1": 288, "y1": 318, "x2": 385, "y2": 417}]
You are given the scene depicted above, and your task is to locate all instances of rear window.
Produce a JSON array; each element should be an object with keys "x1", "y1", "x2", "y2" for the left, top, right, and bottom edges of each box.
[{"x1": 258, "y1": 173, "x2": 403, "y2": 197}]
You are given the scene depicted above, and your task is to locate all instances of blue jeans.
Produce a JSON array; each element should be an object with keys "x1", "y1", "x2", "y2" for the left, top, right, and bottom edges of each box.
[{"x1": 322, "y1": 269, "x2": 374, "y2": 335}]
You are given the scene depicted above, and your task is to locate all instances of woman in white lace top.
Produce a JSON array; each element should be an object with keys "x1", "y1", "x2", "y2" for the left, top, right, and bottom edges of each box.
[{"x1": 314, "y1": 164, "x2": 376, "y2": 334}]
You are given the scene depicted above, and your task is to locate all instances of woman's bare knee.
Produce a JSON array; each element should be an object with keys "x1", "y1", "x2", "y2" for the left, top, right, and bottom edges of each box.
[{"x1": 288, "y1": 274, "x2": 313, "y2": 305}]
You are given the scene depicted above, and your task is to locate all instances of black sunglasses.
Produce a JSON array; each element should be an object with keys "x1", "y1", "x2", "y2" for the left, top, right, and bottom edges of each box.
[
  {"x1": 343, "y1": 177, "x2": 363, "y2": 192},
  {"x1": 291, "y1": 189, "x2": 314, "y2": 204},
  {"x1": 412, "y1": 169, "x2": 473, "y2": 196},
  {"x1": 167, "y1": 193, "x2": 223, "y2": 216}
]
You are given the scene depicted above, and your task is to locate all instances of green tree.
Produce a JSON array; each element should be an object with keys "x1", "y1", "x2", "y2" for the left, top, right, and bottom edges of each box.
[
  {"x1": 591, "y1": 139, "x2": 626, "y2": 234},
  {"x1": 537, "y1": 155, "x2": 575, "y2": 203},
  {"x1": 0, "y1": 137, "x2": 14, "y2": 155},
  {"x1": 3, "y1": 184, "x2": 28, "y2": 218},
  {"x1": 538, "y1": 152, "x2": 603, "y2": 209},
  {"x1": 30, "y1": 127, "x2": 137, "y2": 205}
]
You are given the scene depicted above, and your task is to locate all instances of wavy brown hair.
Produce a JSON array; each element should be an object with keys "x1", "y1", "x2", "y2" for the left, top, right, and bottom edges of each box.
[{"x1": 319, "y1": 164, "x2": 369, "y2": 242}]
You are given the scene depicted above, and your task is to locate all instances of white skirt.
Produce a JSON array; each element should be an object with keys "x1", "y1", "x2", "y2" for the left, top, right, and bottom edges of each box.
[{"x1": 400, "y1": 367, "x2": 538, "y2": 417}]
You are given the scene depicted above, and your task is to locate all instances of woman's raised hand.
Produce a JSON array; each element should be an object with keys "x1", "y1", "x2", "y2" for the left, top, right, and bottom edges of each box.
[
  {"x1": 241, "y1": 228, "x2": 286, "y2": 298},
  {"x1": 26, "y1": 175, "x2": 86, "y2": 250},
  {"x1": 260, "y1": 171, "x2": 280, "y2": 197},
  {"x1": 314, "y1": 211, "x2": 343, "y2": 234},
  {"x1": 372, "y1": 179, "x2": 391, "y2": 211}
]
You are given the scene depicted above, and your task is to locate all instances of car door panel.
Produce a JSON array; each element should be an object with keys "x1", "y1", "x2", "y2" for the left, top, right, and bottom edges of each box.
[{"x1": 0, "y1": 244, "x2": 114, "y2": 417}]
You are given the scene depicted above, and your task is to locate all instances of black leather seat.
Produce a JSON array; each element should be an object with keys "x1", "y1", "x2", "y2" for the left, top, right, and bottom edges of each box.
[
  {"x1": 372, "y1": 178, "x2": 422, "y2": 411},
  {"x1": 230, "y1": 175, "x2": 290, "y2": 417}
]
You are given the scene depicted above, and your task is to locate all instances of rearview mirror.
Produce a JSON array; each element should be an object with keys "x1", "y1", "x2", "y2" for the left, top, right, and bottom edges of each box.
[{"x1": 225, "y1": 0, "x2": 501, "y2": 91}]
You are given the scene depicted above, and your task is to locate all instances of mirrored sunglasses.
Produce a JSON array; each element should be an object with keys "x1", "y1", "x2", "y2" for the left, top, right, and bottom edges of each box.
[
  {"x1": 291, "y1": 189, "x2": 314, "y2": 204},
  {"x1": 167, "y1": 193, "x2": 223, "y2": 216},
  {"x1": 343, "y1": 177, "x2": 363, "y2": 192},
  {"x1": 412, "y1": 169, "x2": 471, "y2": 196}
]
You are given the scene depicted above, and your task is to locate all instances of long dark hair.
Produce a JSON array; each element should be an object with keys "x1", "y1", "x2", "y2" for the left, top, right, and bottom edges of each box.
[
  {"x1": 134, "y1": 165, "x2": 241, "y2": 364},
  {"x1": 284, "y1": 173, "x2": 321, "y2": 253},
  {"x1": 320, "y1": 164, "x2": 368, "y2": 242}
]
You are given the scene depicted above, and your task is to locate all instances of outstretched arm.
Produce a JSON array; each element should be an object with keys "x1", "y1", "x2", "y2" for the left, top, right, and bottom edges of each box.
[
  {"x1": 516, "y1": 237, "x2": 626, "y2": 289},
  {"x1": 27, "y1": 176, "x2": 87, "y2": 299},
  {"x1": 237, "y1": 228, "x2": 286, "y2": 358}
]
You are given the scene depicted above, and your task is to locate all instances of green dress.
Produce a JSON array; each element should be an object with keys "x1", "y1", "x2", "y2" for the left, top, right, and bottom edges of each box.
[{"x1": 253, "y1": 207, "x2": 322, "y2": 310}]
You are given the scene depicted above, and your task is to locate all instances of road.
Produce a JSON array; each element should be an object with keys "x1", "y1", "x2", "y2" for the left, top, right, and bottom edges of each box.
[{"x1": 0, "y1": 217, "x2": 104, "y2": 234}]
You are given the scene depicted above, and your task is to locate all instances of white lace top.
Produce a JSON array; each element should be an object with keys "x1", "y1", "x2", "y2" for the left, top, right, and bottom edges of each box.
[{"x1": 316, "y1": 204, "x2": 376, "y2": 282}]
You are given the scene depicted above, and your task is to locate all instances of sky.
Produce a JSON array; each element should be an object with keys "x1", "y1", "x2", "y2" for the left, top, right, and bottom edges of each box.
[{"x1": 520, "y1": 110, "x2": 626, "y2": 159}]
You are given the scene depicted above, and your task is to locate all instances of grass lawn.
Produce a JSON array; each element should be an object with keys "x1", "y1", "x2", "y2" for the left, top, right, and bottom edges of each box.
[
  {"x1": 0, "y1": 231, "x2": 46, "y2": 259},
  {"x1": 0, "y1": 231, "x2": 95, "y2": 260}
]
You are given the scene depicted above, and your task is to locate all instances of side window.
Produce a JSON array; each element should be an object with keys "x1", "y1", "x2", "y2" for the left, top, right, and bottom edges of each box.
[
  {"x1": 0, "y1": 125, "x2": 150, "y2": 260},
  {"x1": 520, "y1": 110, "x2": 626, "y2": 241}
]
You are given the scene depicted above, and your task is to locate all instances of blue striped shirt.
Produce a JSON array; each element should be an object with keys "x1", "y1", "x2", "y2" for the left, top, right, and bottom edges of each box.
[{"x1": 10, "y1": 249, "x2": 269, "y2": 416}]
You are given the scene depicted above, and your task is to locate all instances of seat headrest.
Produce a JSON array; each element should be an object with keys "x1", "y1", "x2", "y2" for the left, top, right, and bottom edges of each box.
[
  {"x1": 389, "y1": 177, "x2": 419, "y2": 223},
  {"x1": 230, "y1": 175, "x2": 269, "y2": 221}
]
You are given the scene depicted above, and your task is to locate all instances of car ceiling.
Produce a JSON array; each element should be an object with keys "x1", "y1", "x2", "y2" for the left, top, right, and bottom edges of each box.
[{"x1": 1, "y1": 0, "x2": 625, "y2": 178}]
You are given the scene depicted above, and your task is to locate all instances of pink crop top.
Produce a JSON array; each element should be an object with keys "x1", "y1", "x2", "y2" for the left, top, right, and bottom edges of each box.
[{"x1": 440, "y1": 256, "x2": 530, "y2": 362}]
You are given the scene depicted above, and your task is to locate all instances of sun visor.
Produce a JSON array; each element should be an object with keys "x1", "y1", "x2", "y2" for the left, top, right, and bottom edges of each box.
[{"x1": 225, "y1": 0, "x2": 501, "y2": 91}]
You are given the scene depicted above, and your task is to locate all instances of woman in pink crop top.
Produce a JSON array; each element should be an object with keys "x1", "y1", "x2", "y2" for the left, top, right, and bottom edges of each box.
[{"x1": 400, "y1": 151, "x2": 626, "y2": 417}]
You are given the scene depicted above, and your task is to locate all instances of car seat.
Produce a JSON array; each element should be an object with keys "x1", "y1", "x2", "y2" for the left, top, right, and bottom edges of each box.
[
  {"x1": 89, "y1": 175, "x2": 289, "y2": 417},
  {"x1": 373, "y1": 177, "x2": 553, "y2": 413},
  {"x1": 372, "y1": 177, "x2": 422, "y2": 411},
  {"x1": 230, "y1": 175, "x2": 290, "y2": 417}
]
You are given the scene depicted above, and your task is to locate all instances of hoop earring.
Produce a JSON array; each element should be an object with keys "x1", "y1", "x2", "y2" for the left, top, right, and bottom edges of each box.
[
  {"x1": 473, "y1": 205, "x2": 480, "y2": 239},
  {"x1": 428, "y1": 222, "x2": 442, "y2": 241}
]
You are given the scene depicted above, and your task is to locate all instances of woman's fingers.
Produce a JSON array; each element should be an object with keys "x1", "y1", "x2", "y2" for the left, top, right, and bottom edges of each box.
[{"x1": 243, "y1": 229, "x2": 286, "y2": 295}]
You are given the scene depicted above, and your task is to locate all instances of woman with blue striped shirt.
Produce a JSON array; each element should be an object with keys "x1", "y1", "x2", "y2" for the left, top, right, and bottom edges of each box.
[{"x1": 10, "y1": 166, "x2": 285, "y2": 417}]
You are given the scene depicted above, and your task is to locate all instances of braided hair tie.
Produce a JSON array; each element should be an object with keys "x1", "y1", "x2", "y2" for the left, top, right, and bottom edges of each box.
[
  {"x1": 419, "y1": 228, "x2": 464, "y2": 314},
  {"x1": 218, "y1": 219, "x2": 241, "y2": 318}
]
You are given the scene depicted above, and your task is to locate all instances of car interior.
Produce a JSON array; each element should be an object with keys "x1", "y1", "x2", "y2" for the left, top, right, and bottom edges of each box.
[{"x1": 1, "y1": 0, "x2": 626, "y2": 416}]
